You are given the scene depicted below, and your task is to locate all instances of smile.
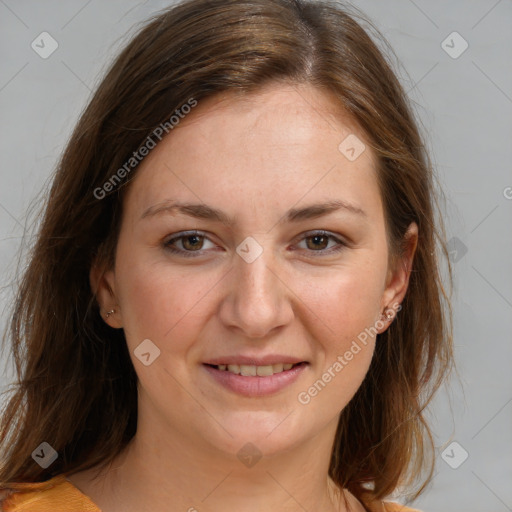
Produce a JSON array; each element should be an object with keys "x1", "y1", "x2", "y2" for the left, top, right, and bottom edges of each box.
[
  {"x1": 202, "y1": 362, "x2": 308, "y2": 397},
  {"x1": 207, "y1": 362, "x2": 301, "y2": 376}
]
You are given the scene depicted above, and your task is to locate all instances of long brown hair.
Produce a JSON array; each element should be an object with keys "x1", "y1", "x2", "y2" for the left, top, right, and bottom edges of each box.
[{"x1": 0, "y1": 0, "x2": 453, "y2": 504}]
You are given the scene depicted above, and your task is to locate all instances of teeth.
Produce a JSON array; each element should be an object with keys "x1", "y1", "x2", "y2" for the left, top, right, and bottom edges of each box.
[
  {"x1": 240, "y1": 364, "x2": 257, "y2": 376},
  {"x1": 215, "y1": 362, "x2": 299, "y2": 376},
  {"x1": 256, "y1": 365, "x2": 273, "y2": 377},
  {"x1": 227, "y1": 364, "x2": 240, "y2": 374}
]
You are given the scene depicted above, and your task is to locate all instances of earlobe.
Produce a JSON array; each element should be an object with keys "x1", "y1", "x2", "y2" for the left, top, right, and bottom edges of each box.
[{"x1": 89, "y1": 264, "x2": 123, "y2": 328}]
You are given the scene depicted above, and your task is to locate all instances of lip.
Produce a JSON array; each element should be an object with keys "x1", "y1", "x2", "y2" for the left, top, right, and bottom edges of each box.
[
  {"x1": 203, "y1": 355, "x2": 307, "y2": 366},
  {"x1": 202, "y1": 362, "x2": 308, "y2": 397}
]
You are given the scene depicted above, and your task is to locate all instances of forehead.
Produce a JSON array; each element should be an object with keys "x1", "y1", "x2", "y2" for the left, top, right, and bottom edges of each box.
[
  {"x1": 124, "y1": 82, "x2": 381, "y2": 222},
  {"x1": 175, "y1": 82, "x2": 365, "y2": 144}
]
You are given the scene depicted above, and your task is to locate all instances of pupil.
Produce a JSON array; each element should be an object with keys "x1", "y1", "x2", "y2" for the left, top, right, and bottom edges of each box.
[
  {"x1": 184, "y1": 235, "x2": 202, "y2": 250},
  {"x1": 309, "y1": 235, "x2": 327, "y2": 250}
]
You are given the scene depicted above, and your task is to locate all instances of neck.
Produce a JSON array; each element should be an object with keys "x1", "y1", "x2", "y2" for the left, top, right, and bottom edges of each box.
[{"x1": 69, "y1": 414, "x2": 360, "y2": 512}]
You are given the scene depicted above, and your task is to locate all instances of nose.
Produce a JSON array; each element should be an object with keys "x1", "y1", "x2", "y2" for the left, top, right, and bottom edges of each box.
[{"x1": 218, "y1": 243, "x2": 294, "y2": 339}]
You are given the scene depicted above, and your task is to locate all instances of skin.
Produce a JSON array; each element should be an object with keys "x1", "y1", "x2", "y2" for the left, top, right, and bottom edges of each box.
[{"x1": 69, "y1": 82, "x2": 418, "y2": 512}]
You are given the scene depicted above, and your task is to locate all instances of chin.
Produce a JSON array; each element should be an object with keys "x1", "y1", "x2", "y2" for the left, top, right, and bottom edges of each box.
[{"x1": 202, "y1": 409, "x2": 311, "y2": 457}]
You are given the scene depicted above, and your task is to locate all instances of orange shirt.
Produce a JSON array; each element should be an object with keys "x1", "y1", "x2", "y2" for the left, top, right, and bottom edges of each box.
[{"x1": 0, "y1": 475, "x2": 422, "y2": 512}]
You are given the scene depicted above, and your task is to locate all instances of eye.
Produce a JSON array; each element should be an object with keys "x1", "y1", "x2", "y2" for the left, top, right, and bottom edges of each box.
[
  {"x1": 163, "y1": 229, "x2": 347, "y2": 259},
  {"x1": 164, "y1": 230, "x2": 216, "y2": 257},
  {"x1": 295, "y1": 230, "x2": 347, "y2": 255}
]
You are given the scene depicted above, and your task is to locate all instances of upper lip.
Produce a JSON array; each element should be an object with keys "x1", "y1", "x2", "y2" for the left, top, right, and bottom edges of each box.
[{"x1": 204, "y1": 355, "x2": 308, "y2": 366}]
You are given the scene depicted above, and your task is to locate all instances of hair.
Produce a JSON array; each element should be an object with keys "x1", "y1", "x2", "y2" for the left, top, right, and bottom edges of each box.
[{"x1": 0, "y1": 0, "x2": 453, "y2": 505}]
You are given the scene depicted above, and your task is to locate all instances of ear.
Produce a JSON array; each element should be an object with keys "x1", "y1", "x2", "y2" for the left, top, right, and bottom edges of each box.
[
  {"x1": 377, "y1": 222, "x2": 418, "y2": 333},
  {"x1": 90, "y1": 262, "x2": 123, "y2": 329}
]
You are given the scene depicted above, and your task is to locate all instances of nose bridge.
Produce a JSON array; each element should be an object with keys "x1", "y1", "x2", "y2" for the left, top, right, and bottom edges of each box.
[
  {"x1": 237, "y1": 246, "x2": 275, "y2": 302},
  {"x1": 221, "y1": 238, "x2": 292, "y2": 337}
]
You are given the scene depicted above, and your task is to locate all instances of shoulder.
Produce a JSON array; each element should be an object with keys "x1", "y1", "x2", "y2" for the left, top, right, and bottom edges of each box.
[
  {"x1": 359, "y1": 493, "x2": 422, "y2": 512},
  {"x1": 382, "y1": 504, "x2": 422, "y2": 512},
  {"x1": 366, "y1": 500, "x2": 423, "y2": 512},
  {"x1": 0, "y1": 475, "x2": 100, "y2": 512}
]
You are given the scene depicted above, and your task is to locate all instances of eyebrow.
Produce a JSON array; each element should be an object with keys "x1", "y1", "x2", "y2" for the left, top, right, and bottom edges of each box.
[{"x1": 140, "y1": 199, "x2": 367, "y2": 225}]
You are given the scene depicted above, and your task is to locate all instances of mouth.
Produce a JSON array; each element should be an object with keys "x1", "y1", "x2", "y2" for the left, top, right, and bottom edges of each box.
[
  {"x1": 202, "y1": 361, "x2": 309, "y2": 397},
  {"x1": 203, "y1": 361, "x2": 307, "y2": 377}
]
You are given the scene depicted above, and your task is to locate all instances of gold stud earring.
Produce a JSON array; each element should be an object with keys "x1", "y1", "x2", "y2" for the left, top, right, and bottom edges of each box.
[{"x1": 381, "y1": 309, "x2": 394, "y2": 322}]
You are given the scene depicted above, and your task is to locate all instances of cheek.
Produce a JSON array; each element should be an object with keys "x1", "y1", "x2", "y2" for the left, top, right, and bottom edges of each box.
[
  {"x1": 290, "y1": 265, "x2": 383, "y2": 404},
  {"x1": 115, "y1": 252, "x2": 219, "y2": 352},
  {"x1": 294, "y1": 317, "x2": 377, "y2": 416},
  {"x1": 295, "y1": 262, "x2": 384, "y2": 343}
]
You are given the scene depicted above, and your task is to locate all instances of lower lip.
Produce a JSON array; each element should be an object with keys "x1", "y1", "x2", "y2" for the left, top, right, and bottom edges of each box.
[{"x1": 202, "y1": 363, "x2": 308, "y2": 397}]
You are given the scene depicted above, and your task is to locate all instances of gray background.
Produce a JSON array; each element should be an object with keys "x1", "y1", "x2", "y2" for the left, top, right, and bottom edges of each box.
[{"x1": 0, "y1": 1, "x2": 511, "y2": 511}]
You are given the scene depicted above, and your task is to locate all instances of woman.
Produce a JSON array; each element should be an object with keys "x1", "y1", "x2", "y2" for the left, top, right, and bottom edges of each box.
[{"x1": 0, "y1": 0, "x2": 453, "y2": 511}]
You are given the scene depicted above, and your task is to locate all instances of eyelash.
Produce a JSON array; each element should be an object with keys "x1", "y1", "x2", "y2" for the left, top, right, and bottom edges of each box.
[{"x1": 163, "y1": 230, "x2": 347, "y2": 258}]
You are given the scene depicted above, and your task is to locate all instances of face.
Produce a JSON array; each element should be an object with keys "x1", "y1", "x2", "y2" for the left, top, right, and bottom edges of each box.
[{"x1": 94, "y1": 82, "x2": 416, "y2": 460}]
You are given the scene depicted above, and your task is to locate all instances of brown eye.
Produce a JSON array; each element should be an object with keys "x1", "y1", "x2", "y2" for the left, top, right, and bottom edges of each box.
[
  {"x1": 164, "y1": 231, "x2": 216, "y2": 257},
  {"x1": 305, "y1": 234, "x2": 330, "y2": 250},
  {"x1": 296, "y1": 230, "x2": 347, "y2": 256},
  {"x1": 181, "y1": 234, "x2": 204, "y2": 251}
]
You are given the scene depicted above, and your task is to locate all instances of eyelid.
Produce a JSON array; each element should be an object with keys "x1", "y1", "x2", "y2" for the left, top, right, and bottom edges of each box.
[
  {"x1": 291, "y1": 229, "x2": 348, "y2": 255},
  {"x1": 294, "y1": 229, "x2": 344, "y2": 244},
  {"x1": 164, "y1": 230, "x2": 215, "y2": 257}
]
